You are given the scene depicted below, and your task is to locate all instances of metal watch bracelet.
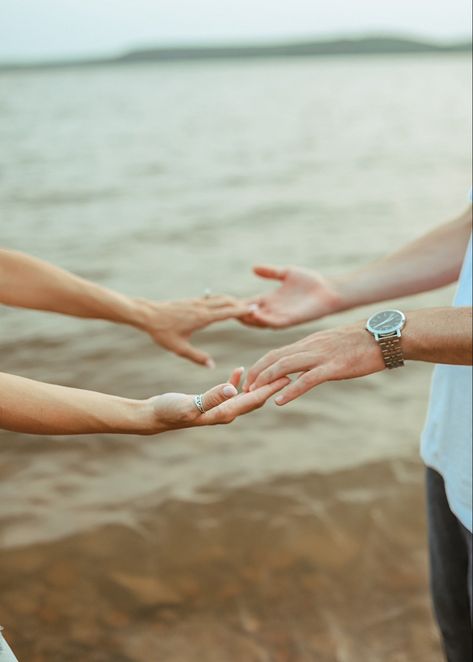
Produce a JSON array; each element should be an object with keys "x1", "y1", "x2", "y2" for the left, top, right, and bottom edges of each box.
[{"x1": 378, "y1": 333, "x2": 405, "y2": 369}]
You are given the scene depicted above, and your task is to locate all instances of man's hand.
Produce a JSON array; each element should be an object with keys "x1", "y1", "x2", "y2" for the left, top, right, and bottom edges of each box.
[
  {"x1": 240, "y1": 265, "x2": 343, "y2": 329},
  {"x1": 244, "y1": 322, "x2": 385, "y2": 405},
  {"x1": 134, "y1": 295, "x2": 253, "y2": 367}
]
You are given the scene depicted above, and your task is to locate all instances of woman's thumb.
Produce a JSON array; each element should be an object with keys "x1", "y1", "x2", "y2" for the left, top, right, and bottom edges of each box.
[{"x1": 200, "y1": 383, "x2": 238, "y2": 412}]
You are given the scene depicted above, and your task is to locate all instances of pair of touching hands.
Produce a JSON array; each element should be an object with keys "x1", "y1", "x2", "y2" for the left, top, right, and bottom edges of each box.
[{"x1": 144, "y1": 265, "x2": 383, "y2": 431}]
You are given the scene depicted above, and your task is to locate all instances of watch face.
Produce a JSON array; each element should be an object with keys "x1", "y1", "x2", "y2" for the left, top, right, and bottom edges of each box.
[{"x1": 366, "y1": 309, "x2": 406, "y2": 335}]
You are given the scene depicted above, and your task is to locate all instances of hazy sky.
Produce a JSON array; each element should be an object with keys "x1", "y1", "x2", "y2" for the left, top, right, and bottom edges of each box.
[{"x1": 0, "y1": 0, "x2": 471, "y2": 62}]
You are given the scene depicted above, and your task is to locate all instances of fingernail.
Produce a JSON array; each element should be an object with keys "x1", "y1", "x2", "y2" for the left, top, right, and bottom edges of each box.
[
  {"x1": 249, "y1": 384, "x2": 256, "y2": 392},
  {"x1": 248, "y1": 304, "x2": 259, "y2": 312},
  {"x1": 223, "y1": 385, "x2": 238, "y2": 397},
  {"x1": 238, "y1": 366, "x2": 245, "y2": 373},
  {"x1": 206, "y1": 359, "x2": 216, "y2": 369},
  {"x1": 275, "y1": 396, "x2": 284, "y2": 405}
]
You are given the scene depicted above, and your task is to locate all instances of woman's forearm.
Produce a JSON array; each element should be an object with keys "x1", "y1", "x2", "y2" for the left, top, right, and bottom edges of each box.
[
  {"x1": 333, "y1": 207, "x2": 472, "y2": 311},
  {"x1": 0, "y1": 249, "x2": 252, "y2": 368},
  {"x1": 0, "y1": 372, "x2": 147, "y2": 435},
  {"x1": 0, "y1": 371, "x2": 290, "y2": 436},
  {"x1": 0, "y1": 249, "x2": 144, "y2": 326}
]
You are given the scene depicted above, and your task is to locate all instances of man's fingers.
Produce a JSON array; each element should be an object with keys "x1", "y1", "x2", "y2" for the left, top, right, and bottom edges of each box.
[
  {"x1": 251, "y1": 352, "x2": 311, "y2": 390},
  {"x1": 253, "y1": 265, "x2": 288, "y2": 281},
  {"x1": 200, "y1": 383, "x2": 238, "y2": 412},
  {"x1": 274, "y1": 368, "x2": 328, "y2": 406},
  {"x1": 172, "y1": 339, "x2": 215, "y2": 368},
  {"x1": 244, "y1": 346, "x2": 293, "y2": 391}
]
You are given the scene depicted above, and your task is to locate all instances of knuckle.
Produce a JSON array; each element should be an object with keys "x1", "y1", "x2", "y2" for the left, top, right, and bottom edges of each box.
[
  {"x1": 279, "y1": 357, "x2": 293, "y2": 371},
  {"x1": 299, "y1": 374, "x2": 315, "y2": 387}
]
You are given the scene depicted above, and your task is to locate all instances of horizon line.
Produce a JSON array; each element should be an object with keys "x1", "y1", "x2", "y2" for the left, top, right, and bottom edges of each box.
[{"x1": 0, "y1": 31, "x2": 471, "y2": 69}]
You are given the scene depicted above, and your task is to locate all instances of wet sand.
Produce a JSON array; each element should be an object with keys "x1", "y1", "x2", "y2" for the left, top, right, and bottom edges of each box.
[{"x1": 0, "y1": 458, "x2": 442, "y2": 662}]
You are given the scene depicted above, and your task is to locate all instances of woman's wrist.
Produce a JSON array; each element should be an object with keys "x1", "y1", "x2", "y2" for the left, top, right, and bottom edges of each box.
[
  {"x1": 117, "y1": 397, "x2": 168, "y2": 436},
  {"x1": 98, "y1": 396, "x2": 161, "y2": 436}
]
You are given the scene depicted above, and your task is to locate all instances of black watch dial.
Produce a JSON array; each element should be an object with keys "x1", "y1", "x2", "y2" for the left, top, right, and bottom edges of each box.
[{"x1": 367, "y1": 310, "x2": 405, "y2": 335}]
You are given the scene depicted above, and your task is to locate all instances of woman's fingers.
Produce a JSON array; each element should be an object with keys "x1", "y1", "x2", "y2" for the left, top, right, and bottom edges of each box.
[
  {"x1": 230, "y1": 378, "x2": 291, "y2": 415},
  {"x1": 203, "y1": 295, "x2": 251, "y2": 315},
  {"x1": 203, "y1": 295, "x2": 240, "y2": 308},
  {"x1": 247, "y1": 307, "x2": 289, "y2": 329},
  {"x1": 201, "y1": 378, "x2": 290, "y2": 425},
  {"x1": 171, "y1": 338, "x2": 215, "y2": 368},
  {"x1": 200, "y1": 383, "x2": 239, "y2": 412},
  {"x1": 208, "y1": 304, "x2": 254, "y2": 322}
]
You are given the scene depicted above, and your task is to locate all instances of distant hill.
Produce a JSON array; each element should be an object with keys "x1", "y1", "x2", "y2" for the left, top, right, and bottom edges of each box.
[
  {"x1": 1, "y1": 35, "x2": 471, "y2": 71},
  {"x1": 118, "y1": 36, "x2": 472, "y2": 63}
]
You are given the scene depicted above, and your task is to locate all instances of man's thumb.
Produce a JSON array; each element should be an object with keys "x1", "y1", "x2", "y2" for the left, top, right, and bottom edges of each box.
[{"x1": 253, "y1": 265, "x2": 287, "y2": 281}]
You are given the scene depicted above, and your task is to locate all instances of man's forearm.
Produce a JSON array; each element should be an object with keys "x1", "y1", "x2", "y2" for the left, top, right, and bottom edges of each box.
[
  {"x1": 333, "y1": 207, "x2": 472, "y2": 311},
  {"x1": 0, "y1": 249, "x2": 145, "y2": 326},
  {"x1": 0, "y1": 372, "x2": 149, "y2": 435},
  {"x1": 403, "y1": 307, "x2": 472, "y2": 365}
]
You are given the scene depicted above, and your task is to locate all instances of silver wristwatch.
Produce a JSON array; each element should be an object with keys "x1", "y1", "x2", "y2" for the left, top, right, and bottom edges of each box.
[{"x1": 366, "y1": 309, "x2": 406, "y2": 369}]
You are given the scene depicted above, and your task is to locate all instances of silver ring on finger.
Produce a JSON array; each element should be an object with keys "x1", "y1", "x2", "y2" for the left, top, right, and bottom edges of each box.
[{"x1": 194, "y1": 394, "x2": 206, "y2": 414}]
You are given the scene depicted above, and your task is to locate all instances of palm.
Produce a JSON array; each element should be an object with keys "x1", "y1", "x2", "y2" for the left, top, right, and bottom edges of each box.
[{"x1": 243, "y1": 265, "x2": 342, "y2": 329}]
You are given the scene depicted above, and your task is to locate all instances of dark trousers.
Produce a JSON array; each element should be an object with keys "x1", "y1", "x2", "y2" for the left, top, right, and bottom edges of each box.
[{"x1": 427, "y1": 468, "x2": 473, "y2": 662}]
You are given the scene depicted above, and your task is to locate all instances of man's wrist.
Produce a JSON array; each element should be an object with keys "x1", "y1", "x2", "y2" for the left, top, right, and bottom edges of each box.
[{"x1": 327, "y1": 275, "x2": 356, "y2": 315}]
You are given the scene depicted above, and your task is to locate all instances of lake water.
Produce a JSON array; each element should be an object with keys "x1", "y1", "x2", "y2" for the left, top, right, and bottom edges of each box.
[{"x1": 0, "y1": 54, "x2": 471, "y2": 661}]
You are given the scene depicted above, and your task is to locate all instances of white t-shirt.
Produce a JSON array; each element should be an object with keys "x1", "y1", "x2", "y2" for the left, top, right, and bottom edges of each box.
[
  {"x1": 0, "y1": 634, "x2": 18, "y2": 662},
  {"x1": 421, "y1": 212, "x2": 472, "y2": 532}
]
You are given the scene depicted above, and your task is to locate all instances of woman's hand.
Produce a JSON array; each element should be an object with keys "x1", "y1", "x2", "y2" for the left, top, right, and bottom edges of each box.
[
  {"x1": 240, "y1": 265, "x2": 344, "y2": 329},
  {"x1": 0, "y1": 368, "x2": 288, "y2": 436},
  {"x1": 134, "y1": 295, "x2": 253, "y2": 367},
  {"x1": 244, "y1": 322, "x2": 385, "y2": 405},
  {"x1": 142, "y1": 368, "x2": 290, "y2": 434}
]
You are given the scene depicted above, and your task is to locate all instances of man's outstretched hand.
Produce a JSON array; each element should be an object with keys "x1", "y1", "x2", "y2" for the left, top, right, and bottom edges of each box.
[
  {"x1": 244, "y1": 322, "x2": 385, "y2": 405},
  {"x1": 240, "y1": 265, "x2": 344, "y2": 329}
]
